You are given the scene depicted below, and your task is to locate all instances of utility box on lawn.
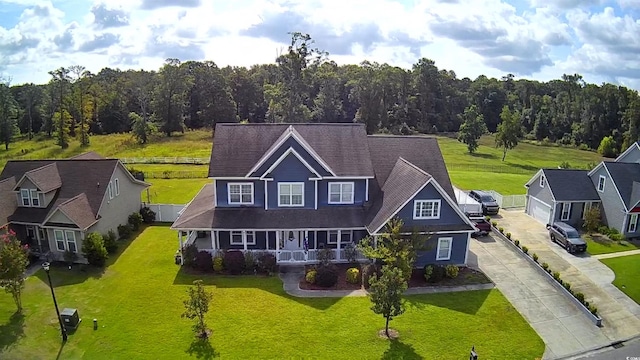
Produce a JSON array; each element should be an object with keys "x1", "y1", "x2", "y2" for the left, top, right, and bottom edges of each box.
[{"x1": 61, "y1": 308, "x2": 81, "y2": 329}]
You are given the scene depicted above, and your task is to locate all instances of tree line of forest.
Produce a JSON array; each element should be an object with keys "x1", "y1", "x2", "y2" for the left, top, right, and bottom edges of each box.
[{"x1": 0, "y1": 33, "x2": 638, "y2": 158}]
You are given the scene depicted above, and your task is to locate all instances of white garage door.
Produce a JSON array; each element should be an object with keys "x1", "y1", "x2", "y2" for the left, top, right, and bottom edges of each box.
[{"x1": 528, "y1": 196, "x2": 552, "y2": 224}]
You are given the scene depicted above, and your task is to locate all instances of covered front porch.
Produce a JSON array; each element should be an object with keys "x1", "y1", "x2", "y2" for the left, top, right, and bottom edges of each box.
[{"x1": 178, "y1": 229, "x2": 369, "y2": 264}]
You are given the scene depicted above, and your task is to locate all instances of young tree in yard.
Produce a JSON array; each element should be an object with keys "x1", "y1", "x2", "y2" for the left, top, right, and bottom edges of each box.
[
  {"x1": 0, "y1": 226, "x2": 29, "y2": 313},
  {"x1": 81, "y1": 232, "x2": 108, "y2": 267},
  {"x1": 182, "y1": 280, "x2": 213, "y2": 338},
  {"x1": 583, "y1": 206, "x2": 601, "y2": 233},
  {"x1": 368, "y1": 265, "x2": 407, "y2": 338},
  {"x1": 495, "y1": 105, "x2": 522, "y2": 161},
  {"x1": 357, "y1": 217, "x2": 431, "y2": 282},
  {"x1": 457, "y1": 105, "x2": 487, "y2": 154}
]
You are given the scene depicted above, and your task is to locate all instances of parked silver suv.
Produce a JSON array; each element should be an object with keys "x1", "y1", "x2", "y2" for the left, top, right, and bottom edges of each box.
[{"x1": 546, "y1": 222, "x2": 588, "y2": 254}]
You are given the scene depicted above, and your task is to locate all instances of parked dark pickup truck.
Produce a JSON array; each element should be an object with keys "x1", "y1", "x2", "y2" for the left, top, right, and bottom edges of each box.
[{"x1": 471, "y1": 217, "x2": 491, "y2": 237}]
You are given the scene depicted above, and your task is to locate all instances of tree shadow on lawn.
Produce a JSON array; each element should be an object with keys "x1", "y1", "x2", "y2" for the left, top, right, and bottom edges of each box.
[
  {"x1": 32, "y1": 225, "x2": 149, "y2": 287},
  {"x1": 172, "y1": 267, "x2": 342, "y2": 310},
  {"x1": 404, "y1": 289, "x2": 491, "y2": 315},
  {"x1": 186, "y1": 338, "x2": 220, "y2": 359},
  {"x1": 381, "y1": 339, "x2": 422, "y2": 360},
  {"x1": 0, "y1": 312, "x2": 25, "y2": 354},
  {"x1": 469, "y1": 152, "x2": 497, "y2": 160}
]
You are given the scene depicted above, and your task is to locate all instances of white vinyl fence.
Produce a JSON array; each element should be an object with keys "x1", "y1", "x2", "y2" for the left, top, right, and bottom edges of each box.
[
  {"x1": 146, "y1": 204, "x2": 186, "y2": 222},
  {"x1": 483, "y1": 190, "x2": 526, "y2": 209}
]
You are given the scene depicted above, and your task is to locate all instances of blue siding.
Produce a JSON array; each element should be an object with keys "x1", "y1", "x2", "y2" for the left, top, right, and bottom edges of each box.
[
  {"x1": 396, "y1": 183, "x2": 468, "y2": 228},
  {"x1": 218, "y1": 231, "x2": 266, "y2": 250},
  {"x1": 317, "y1": 180, "x2": 367, "y2": 207},
  {"x1": 216, "y1": 180, "x2": 264, "y2": 208},
  {"x1": 251, "y1": 137, "x2": 332, "y2": 177},
  {"x1": 415, "y1": 233, "x2": 469, "y2": 267},
  {"x1": 267, "y1": 153, "x2": 316, "y2": 209}
]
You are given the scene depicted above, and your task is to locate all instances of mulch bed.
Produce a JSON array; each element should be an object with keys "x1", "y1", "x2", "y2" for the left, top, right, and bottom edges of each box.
[{"x1": 298, "y1": 264, "x2": 492, "y2": 291}]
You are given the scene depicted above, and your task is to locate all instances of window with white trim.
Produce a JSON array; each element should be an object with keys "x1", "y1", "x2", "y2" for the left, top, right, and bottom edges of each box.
[
  {"x1": 598, "y1": 176, "x2": 606, "y2": 192},
  {"x1": 340, "y1": 230, "x2": 353, "y2": 243},
  {"x1": 278, "y1": 182, "x2": 304, "y2": 207},
  {"x1": 54, "y1": 230, "x2": 65, "y2": 251},
  {"x1": 436, "y1": 237, "x2": 453, "y2": 261},
  {"x1": 108, "y1": 181, "x2": 114, "y2": 200},
  {"x1": 228, "y1": 183, "x2": 253, "y2": 205},
  {"x1": 328, "y1": 182, "x2": 354, "y2": 204},
  {"x1": 328, "y1": 230, "x2": 339, "y2": 244},
  {"x1": 561, "y1": 202, "x2": 571, "y2": 221},
  {"x1": 30, "y1": 189, "x2": 40, "y2": 207},
  {"x1": 540, "y1": 175, "x2": 545, "y2": 187},
  {"x1": 20, "y1": 189, "x2": 30, "y2": 206},
  {"x1": 628, "y1": 214, "x2": 638, "y2": 233},
  {"x1": 230, "y1": 231, "x2": 243, "y2": 245},
  {"x1": 65, "y1": 231, "x2": 77, "y2": 253},
  {"x1": 246, "y1": 231, "x2": 256, "y2": 245},
  {"x1": 414, "y1": 200, "x2": 441, "y2": 219},
  {"x1": 114, "y1": 178, "x2": 120, "y2": 196}
]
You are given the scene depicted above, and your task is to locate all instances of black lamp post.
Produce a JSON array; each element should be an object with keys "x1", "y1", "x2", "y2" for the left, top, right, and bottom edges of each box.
[{"x1": 42, "y1": 262, "x2": 67, "y2": 342}]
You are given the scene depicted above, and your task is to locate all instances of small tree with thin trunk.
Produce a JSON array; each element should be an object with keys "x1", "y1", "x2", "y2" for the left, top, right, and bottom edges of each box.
[
  {"x1": 182, "y1": 280, "x2": 213, "y2": 338},
  {"x1": 583, "y1": 206, "x2": 601, "y2": 234},
  {"x1": 0, "y1": 226, "x2": 29, "y2": 313},
  {"x1": 368, "y1": 265, "x2": 407, "y2": 338}
]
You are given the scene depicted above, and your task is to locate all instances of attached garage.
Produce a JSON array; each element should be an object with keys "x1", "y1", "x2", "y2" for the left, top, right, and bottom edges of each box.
[{"x1": 527, "y1": 196, "x2": 552, "y2": 225}]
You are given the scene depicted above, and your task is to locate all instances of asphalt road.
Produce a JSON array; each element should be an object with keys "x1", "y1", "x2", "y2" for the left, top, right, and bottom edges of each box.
[{"x1": 574, "y1": 337, "x2": 640, "y2": 360}]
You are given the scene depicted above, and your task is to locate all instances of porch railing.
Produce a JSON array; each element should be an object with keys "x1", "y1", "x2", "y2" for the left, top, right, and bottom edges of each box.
[{"x1": 190, "y1": 247, "x2": 369, "y2": 264}]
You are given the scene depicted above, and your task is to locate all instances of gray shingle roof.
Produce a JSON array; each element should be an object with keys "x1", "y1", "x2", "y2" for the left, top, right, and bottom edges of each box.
[
  {"x1": 0, "y1": 177, "x2": 17, "y2": 226},
  {"x1": 367, "y1": 135, "x2": 455, "y2": 200},
  {"x1": 51, "y1": 194, "x2": 97, "y2": 230},
  {"x1": 172, "y1": 184, "x2": 367, "y2": 230},
  {"x1": 1, "y1": 159, "x2": 125, "y2": 229},
  {"x1": 603, "y1": 162, "x2": 640, "y2": 209},
  {"x1": 209, "y1": 123, "x2": 374, "y2": 177},
  {"x1": 22, "y1": 163, "x2": 62, "y2": 193},
  {"x1": 542, "y1": 169, "x2": 601, "y2": 201},
  {"x1": 367, "y1": 158, "x2": 431, "y2": 233}
]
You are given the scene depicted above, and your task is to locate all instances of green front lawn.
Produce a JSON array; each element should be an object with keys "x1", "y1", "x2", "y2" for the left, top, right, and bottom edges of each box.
[
  {"x1": 585, "y1": 235, "x2": 640, "y2": 255},
  {"x1": 142, "y1": 178, "x2": 210, "y2": 204},
  {"x1": 0, "y1": 226, "x2": 544, "y2": 359},
  {"x1": 601, "y1": 255, "x2": 640, "y2": 304}
]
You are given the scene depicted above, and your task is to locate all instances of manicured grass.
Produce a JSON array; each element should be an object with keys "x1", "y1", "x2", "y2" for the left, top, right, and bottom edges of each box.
[
  {"x1": 448, "y1": 170, "x2": 532, "y2": 195},
  {"x1": 143, "y1": 179, "x2": 210, "y2": 204},
  {"x1": 585, "y1": 234, "x2": 640, "y2": 255},
  {"x1": 0, "y1": 226, "x2": 544, "y2": 360},
  {"x1": 601, "y1": 254, "x2": 640, "y2": 304}
]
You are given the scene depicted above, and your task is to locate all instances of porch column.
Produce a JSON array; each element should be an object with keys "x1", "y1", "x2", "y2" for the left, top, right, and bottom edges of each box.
[
  {"x1": 266, "y1": 231, "x2": 269, "y2": 250},
  {"x1": 178, "y1": 231, "x2": 184, "y2": 265},
  {"x1": 374, "y1": 235, "x2": 378, "y2": 248},
  {"x1": 336, "y1": 230, "x2": 341, "y2": 260},
  {"x1": 211, "y1": 230, "x2": 216, "y2": 251},
  {"x1": 215, "y1": 230, "x2": 220, "y2": 249},
  {"x1": 314, "y1": 230, "x2": 317, "y2": 249},
  {"x1": 243, "y1": 230, "x2": 248, "y2": 251}
]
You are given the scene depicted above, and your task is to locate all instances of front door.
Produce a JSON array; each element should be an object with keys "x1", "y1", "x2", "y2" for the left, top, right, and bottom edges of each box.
[{"x1": 282, "y1": 230, "x2": 304, "y2": 250}]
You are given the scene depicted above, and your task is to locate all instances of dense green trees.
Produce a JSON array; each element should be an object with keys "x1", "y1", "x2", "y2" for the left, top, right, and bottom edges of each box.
[{"x1": 2, "y1": 33, "x2": 640, "y2": 155}]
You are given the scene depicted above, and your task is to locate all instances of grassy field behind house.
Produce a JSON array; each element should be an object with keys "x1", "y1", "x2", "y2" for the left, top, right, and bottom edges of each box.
[
  {"x1": 142, "y1": 179, "x2": 210, "y2": 204},
  {"x1": 601, "y1": 254, "x2": 640, "y2": 304},
  {"x1": 0, "y1": 226, "x2": 544, "y2": 360}
]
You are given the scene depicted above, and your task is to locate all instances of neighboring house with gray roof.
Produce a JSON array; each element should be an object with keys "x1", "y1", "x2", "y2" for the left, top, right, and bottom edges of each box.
[
  {"x1": 525, "y1": 142, "x2": 640, "y2": 238},
  {"x1": 0, "y1": 152, "x2": 150, "y2": 263},
  {"x1": 172, "y1": 123, "x2": 476, "y2": 267}
]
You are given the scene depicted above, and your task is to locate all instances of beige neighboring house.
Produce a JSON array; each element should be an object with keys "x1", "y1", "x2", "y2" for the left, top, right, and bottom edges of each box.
[{"x1": 0, "y1": 152, "x2": 150, "y2": 263}]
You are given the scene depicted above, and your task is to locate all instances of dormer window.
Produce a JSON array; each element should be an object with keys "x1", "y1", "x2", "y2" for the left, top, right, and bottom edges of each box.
[
  {"x1": 20, "y1": 189, "x2": 30, "y2": 206},
  {"x1": 30, "y1": 189, "x2": 40, "y2": 207},
  {"x1": 20, "y1": 189, "x2": 40, "y2": 207}
]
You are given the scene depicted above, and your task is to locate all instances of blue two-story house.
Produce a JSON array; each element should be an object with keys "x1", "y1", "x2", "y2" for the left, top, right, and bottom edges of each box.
[{"x1": 171, "y1": 123, "x2": 476, "y2": 266}]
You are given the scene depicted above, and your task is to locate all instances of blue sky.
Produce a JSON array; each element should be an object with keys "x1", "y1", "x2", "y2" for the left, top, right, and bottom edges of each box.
[{"x1": 0, "y1": 0, "x2": 639, "y2": 90}]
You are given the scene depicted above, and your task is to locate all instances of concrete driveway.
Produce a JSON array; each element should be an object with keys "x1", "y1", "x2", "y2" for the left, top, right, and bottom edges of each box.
[
  {"x1": 470, "y1": 235, "x2": 610, "y2": 359},
  {"x1": 495, "y1": 209, "x2": 640, "y2": 343}
]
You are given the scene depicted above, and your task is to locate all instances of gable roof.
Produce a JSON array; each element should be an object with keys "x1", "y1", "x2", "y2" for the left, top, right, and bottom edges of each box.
[
  {"x1": 367, "y1": 135, "x2": 455, "y2": 200},
  {"x1": 0, "y1": 159, "x2": 145, "y2": 228},
  {"x1": 0, "y1": 177, "x2": 17, "y2": 226},
  {"x1": 209, "y1": 123, "x2": 374, "y2": 177},
  {"x1": 14, "y1": 163, "x2": 62, "y2": 193},
  {"x1": 541, "y1": 169, "x2": 601, "y2": 202},
  {"x1": 603, "y1": 161, "x2": 640, "y2": 209}
]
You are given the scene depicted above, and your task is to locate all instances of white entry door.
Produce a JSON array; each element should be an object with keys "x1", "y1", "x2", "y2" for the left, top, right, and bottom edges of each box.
[
  {"x1": 282, "y1": 230, "x2": 304, "y2": 250},
  {"x1": 528, "y1": 197, "x2": 552, "y2": 224}
]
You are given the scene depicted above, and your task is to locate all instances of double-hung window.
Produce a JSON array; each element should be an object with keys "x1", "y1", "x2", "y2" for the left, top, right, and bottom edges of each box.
[
  {"x1": 54, "y1": 230, "x2": 66, "y2": 251},
  {"x1": 628, "y1": 214, "x2": 638, "y2": 233},
  {"x1": 540, "y1": 175, "x2": 545, "y2": 187},
  {"x1": 328, "y1": 230, "x2": 339, "y2": 244},
  {"x1": 246, "y1": 231, "x2": 256, "y2": 245},
  {"x1": 436, "y1": 238, "x2": 453, "y2": 260},
  {"x1": 55, "y1": 230, "x2": 78, "y2": 252},
  {"x1": 108, "y1": 181, "x2": 114, "y2": 200},
  {"x1": 598, "y1": 176, "x2": 606, "y2": 192},
  {"x1": 230, "y1": 231, "x2": 243, "y2": 245},
  {"x1": 114, "y1": 178, "x2": 120, "y2": 196},
  {"x1": 30, "y1": 189, "x2": 39, "y2": 207},
  {"x1": 228, "y1": 183, "x2": 253, "y2": 205},
  {"x1": 278, "y1": 182, "x2": 304, "y2": 207},
  {"x1": 414, "y1": 200, "x2": 441, "y2": 219},
  {"x1": 65, "y1": 231, "x2": 77, "y2": 253},
  {"x1": 328, "y1": 182, "x2": 354, "y2": 204},
  {"x1": 561, "y1": 202, "x2": 571, "y2": 221},
  {"x1": 20, "y1": 189, "x2": 30, "y2": 206}
]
